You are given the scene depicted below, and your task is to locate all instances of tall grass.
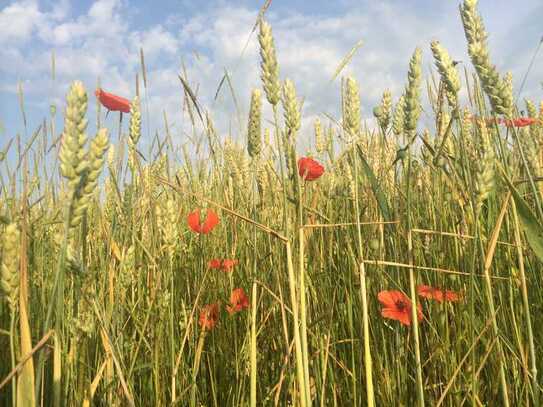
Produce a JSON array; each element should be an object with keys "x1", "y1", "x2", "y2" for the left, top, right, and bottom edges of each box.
[{"x1": 1, "y1": 1, "x2": 542, "y2": 405}]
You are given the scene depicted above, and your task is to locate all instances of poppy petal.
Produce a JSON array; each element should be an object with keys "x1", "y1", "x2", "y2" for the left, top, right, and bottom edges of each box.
[
  {"x1": 187, "y1": 208, "x2": 220, "y2": 234},
  {"x1": 187, "y1": 209, "x2": 202, "y2": 233},
  {"x1": 221, "y1": 259, "x2": 238, "y2": 271},
  {"x1": 381, "y1": 308, "x2": 411, "y2": 326},
  {"x1": 95, "y1": 88, "x2": 130, "y2": 113},
  {"x1": 444, "y1": 290, "x2": 462, "y2": 302},
  {"x1": 228, "y1": 288, "x2": 249, "y2": 314},
  {"x1": 377, "y1": 291, "x2": 396, "y2": 307},
  {"x1": 201, "y1": 209, "x2": 219, "y2": 234},
  {"x1": 298, "y1": 157, "x2": 325, "y2": 181},
  {"x1": 208, "y1": 259, "x2": 221, "y2": 269},
  {"x1": 417, "y1": 285, "x2": 444, "y2": 302},
  {"x1": 378, "y1": 290, "x2": 406, "y2": 307}
]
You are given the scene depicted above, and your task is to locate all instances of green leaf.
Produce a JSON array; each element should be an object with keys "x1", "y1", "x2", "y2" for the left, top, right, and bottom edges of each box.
[
  {"x1": 502, "y1": 172, "x2": 543, "y2": 263},
  {"x1": 356, "y1": 144, "x2": 392, "y2": 227}
]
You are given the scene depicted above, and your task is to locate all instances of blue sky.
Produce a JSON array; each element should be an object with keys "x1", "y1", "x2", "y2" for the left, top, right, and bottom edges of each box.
[{"x1": 0, "y1": 0, "x2": 542, "y2": 155}]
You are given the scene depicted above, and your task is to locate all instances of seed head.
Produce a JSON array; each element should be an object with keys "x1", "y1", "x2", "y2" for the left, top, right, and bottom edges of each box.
[
  {"x1": 247, "y1": 88, "x2": 262, "y2": 158},
  {"x1": 258, "y1": 20, "x2": 281, "y2": 106}
]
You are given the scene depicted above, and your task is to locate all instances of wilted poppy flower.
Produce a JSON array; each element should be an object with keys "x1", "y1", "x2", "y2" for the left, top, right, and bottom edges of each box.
[
  {"x1": 187, "y1": 208, "x2": 219, "y2": 234},
  {"x1": 378, "y1": 290, "x2": 423, "y2": 326},
  {"x1": 298, "y1": 157, "x2": 325, "y2": 181},
  {"x1": 417, "y1": 285, "x2": 461, "y2": 303},
  {"x1": 199, "y1": 302, "x2": 220, "y2": 330},
  {"x1": 226, "y1": 288, "x2": 250, "y2": 314},
  {"x1": 95, "y1": 88, "x2": 130, "y2": 113},
  {"x1": 208, "y1": 258, "x2": 238, "y2": 272}
]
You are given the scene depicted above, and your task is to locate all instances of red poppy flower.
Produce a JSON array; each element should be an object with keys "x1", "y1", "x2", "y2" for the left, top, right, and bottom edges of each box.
[
  {"x1": 378, "y1": 290, "x2": 423, "y2": 326},
  {"x1": 95, "y1": 88, "x2": 130, "y2": 113},
  {"x1": 500, "y1": 117, "x2": 538, "y2": 128},
  {"x1": 469, "y1": 115, "x2": 538, "y2": 128},
  {"x1": 417, "y1": 285, "x2": 461, "y2": 303},
  {"x1": 187, "y1": 209, "x2": 219, "y2": 234},
  {"x1": 226, "y1": 288, "x2": 250, "y2": 314},
  {"x1": 221, "y1": 259, "x2": 238, "y2": 269},
  {"x1": 208, "y1": 258, "x2": 238, "y2": 272},
  {"x1": 199, "y1": 302, "x2": 220, "y2": 330},
  {"x1": 298, "y1": 157, "x2": 325, "y2": 181}
]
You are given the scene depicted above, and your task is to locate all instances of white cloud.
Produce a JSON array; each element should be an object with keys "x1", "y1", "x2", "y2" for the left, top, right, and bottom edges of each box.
[
  {"x1": 0, "y1": 0, "x2": 541, "y2": 150},
  {"x1": 0, "y1": 0, "x2": 44, "y2": 43},
  {"x1": 129, "y1": 26, "x2": 179, "y2": 60}
]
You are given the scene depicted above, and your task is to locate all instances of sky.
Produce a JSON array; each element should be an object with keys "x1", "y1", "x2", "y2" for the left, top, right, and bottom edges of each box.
[{"x1": 0, "y1": 0, "x2": 542, "y2": 156}]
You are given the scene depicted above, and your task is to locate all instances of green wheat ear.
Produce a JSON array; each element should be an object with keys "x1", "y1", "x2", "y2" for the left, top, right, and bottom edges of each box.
[
  {"x1": 129, "y1": 96, "x2": 141, "y2": 171},
  {"x1": 247, "y1": 88, "x2": 262, "y2": 159},
  {"x1": 1, "y1": 223, "x2": 20, "y2": 313},
  {"x1": 373, "y1": 89, "x2": 392, "y2": 133},
  {"x1": 259, "y1": 20, "x2": 281, "y2": 107},
  {"x1": 69, "y1": 128, "x2": 109, "y2": 235},
  {"x1": 344, "y1": 77, "x2": 361, "y2": 140},
  {"x1": 392, "y1": 95, "x2": 406, "y2": 137},
  {"x1": 314, "y1": 118, "x2": 325, "y2": 154},
  {"x1": 404, "y1": 47, "x2": 423, "y2": 134},
  {"x1": 282, "y1": 79, "x2": 301, "y2": 136},
  {"x1": 461, "y1": 0, "x2": 512, "y2": 115},
  {"x1": 431, "y1": 40, "x2": 460, "y2": 107},
  {"x1": 282, "y1": 79, "x2": 301, "y2": 178},
  {"x1": 59, "y1": 81, "x2": 89, "y2": 194}
]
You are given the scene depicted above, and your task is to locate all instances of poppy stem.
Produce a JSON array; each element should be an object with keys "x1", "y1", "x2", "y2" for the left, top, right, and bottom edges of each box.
[
  {"x1": 294, "y1": 152, "x2": 311, "y2": 406},
  {"x1": 118, "y1": 112, "x2": 123, "y2": 140}
]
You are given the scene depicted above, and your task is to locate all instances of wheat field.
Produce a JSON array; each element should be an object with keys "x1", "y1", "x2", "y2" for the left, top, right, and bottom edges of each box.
[{"x1": 1, "y1": 0, "x2": 542, "y2": 406}]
